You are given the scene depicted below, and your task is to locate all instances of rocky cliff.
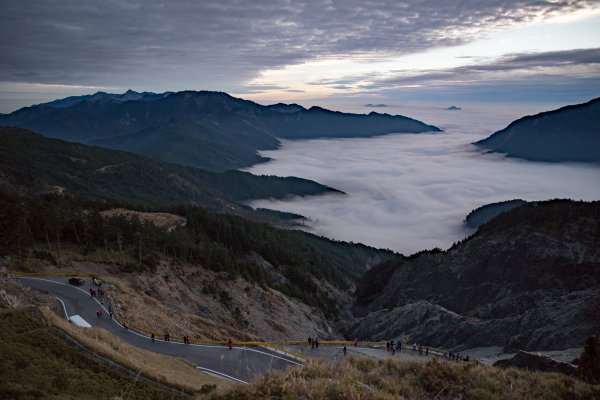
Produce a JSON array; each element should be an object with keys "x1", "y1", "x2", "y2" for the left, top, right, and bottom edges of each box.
[{"x1": 345, "y1": 200, "x2": 600, "y2": 351}]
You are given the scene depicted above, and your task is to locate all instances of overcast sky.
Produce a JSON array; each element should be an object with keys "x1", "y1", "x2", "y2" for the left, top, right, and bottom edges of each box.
[{"x1": 1, "y1": 0, "x2": 599, "y2": 112}]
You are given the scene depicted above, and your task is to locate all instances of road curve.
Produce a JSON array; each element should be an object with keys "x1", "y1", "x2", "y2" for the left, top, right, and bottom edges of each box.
[{"x1": 16, "y1": 275, "x2": 302, "y2": 384}]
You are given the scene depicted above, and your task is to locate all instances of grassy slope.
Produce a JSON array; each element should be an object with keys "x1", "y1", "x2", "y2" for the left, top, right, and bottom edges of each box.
[
  {"x1": 40, "y1": 307, "x2": 228, "y2": 394},
  {"x1": 0, "y1": 307, "x2": 190, "y2": 400},
  {"x1": 212, "y1": 357, "x2": 600, "y2": 400}
]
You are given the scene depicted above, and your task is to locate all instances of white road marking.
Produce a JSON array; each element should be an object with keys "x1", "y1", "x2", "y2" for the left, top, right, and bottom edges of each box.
[
  {"x1": 54, "y1": 296, "x2": 69, "y2": 319},
  {"x1": 197, "y1": 367, "x2": 249, "y2": 384}
]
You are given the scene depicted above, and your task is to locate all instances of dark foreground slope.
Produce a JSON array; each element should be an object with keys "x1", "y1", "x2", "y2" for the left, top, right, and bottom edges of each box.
[
  {"x1": 0, "y1": 90, "x2": 441, "y2": 171},
  {"x1": 475, "y1": 97, "x2": 600, "y2": 163},
  {"x1": 0, "y1": 307, "x2": 185, "y2": 400},
  {"x1": 0, "y1": 127, "x2": 339, "y2": 210},
  {"x1": 346, "y1": 200, "x2": 600, "y2": 351}
]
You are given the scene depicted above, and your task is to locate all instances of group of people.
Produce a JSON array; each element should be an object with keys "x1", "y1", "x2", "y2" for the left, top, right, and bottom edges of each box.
[
  {"x1": 410, "y1": 343, "x2": 430, "y2": 356},
  {"x1": 147, "y1": 332, "x2": 233, "y2": 350},
  {"x1": 307, "y1": 336, "x2": 320, "y2": 349},
  {"x1": 90, "y1": 276, "x2": 113, "y2": 320},
  {"x1": 443, "y1": 352, "x2": 469, "y2": 362},
  {"x1": 386, "y1": 340, "x2": 403, "y2": 355}
]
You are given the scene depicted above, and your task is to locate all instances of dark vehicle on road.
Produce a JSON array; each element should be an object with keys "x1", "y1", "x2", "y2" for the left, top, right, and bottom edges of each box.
[{"x1": 68, "y1": 277, "x2": 85, "y2": 286}]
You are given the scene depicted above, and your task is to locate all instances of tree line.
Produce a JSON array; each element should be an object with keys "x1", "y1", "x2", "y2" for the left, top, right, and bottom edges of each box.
[{"x1": 0, "y1": 190, "x2": 389, "y2": 317}]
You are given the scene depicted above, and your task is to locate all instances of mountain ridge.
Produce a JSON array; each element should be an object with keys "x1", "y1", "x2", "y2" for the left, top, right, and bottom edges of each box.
[
  {"x1": 0, "y1": 90, "x2": 442, "y2": 171},
  {"x1": 475, "y1": 97, "x2": 600, "y2": 163}
]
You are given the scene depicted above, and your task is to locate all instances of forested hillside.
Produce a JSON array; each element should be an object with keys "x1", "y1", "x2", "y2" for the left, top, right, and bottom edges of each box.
[
  {"x1": 0, "y1": 190, "x2": 395, "y2": 317},
  {"x1": 0, "y1": 127, "x2": 339, "y2": 212}
]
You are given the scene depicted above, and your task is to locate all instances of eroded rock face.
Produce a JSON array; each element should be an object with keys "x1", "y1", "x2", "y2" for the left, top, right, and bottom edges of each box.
[
  {"x1": 346, "y1": 201, "x2": 600, "y2": 351},
  {"x1": 494, "y1": 351, "x2": 578, "y2": 376}
]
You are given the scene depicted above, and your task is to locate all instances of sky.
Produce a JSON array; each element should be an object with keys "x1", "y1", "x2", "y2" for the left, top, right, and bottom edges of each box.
[
  {"x1": 1, "y1": 0, "x2": 599, "y2": 113},
  {"x1": 245, "y1": 103, "x2": 600, "y2": 254}
]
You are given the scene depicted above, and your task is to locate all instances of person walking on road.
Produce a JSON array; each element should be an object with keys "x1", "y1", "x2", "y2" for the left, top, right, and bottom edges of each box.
[
  {"x1": 151, "y1": 333, "x2": 155, "y2": 342},
  {"x1": 228, "y1": 338, "x2": 233, "y2": 350},
  {"x1": 343, "y1": 346, "x2": 347, "y2": 356}
]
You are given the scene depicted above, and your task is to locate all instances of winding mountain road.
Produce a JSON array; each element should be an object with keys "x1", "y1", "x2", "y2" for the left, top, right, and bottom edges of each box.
[{"x1": 16, "y1": 275, "x2": 302, "y2": 384}]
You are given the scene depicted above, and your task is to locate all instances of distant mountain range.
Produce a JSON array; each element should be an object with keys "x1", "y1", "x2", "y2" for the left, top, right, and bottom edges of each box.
[
  {"x1": 0, "y1": 127, "x2": 340, "y2": 212},
  {"x1": 0, "y1": 90, "x2": 441, "y2": 172},
  {"x1": 475, "y1": 97, "x2": 600, "y2": 163}
]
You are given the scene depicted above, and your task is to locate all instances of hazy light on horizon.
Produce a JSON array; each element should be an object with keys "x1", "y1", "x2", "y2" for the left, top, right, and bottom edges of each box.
[{"x1": 1, "y1": 1, "x2": 599, "y2": 112}]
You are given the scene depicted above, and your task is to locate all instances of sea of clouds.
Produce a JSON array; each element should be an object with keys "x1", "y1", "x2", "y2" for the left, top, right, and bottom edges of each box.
[{"x1": 246, "y1": 102, "x2": 600, "y2": 254}]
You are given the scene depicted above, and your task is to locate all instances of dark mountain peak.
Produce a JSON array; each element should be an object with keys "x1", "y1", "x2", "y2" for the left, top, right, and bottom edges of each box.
[
  {"x1": 475, "y1": 97, "x2": 600, "y2": 163},
  {"x1": 174, "y1": 90, "x2": 232, "y2": 99},
  {"x1": 267, "y1": 103, "x2": 305, "y2": 113},
  {"x1": 308, "y1": 105, "x2": 329, "y2": 112}
]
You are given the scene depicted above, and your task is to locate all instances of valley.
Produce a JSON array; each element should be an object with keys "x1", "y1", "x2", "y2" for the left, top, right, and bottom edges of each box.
[
  {"x1": 3, "y1": 2, "x2": 600, "y2": 398},
  {"x1": 1, "y1": 93, "x2": 599, "y2": 396}
]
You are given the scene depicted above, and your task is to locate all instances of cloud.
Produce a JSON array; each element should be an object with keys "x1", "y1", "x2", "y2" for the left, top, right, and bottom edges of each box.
[
  {"x1": 365, "y1": 48, "x2": 600, "y2": 88},
  {"x1": 299, "y1": 47, "x2": 600, "y2": 102},
  {"x1": 245, "y1": 104, "x2": 600, "y2": 254},
  {"x1": 0, "y1": 0, "x2": 595, "y2": 93}
]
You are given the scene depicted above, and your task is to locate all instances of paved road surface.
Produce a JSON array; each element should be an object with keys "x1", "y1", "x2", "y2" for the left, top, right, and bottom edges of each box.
[
  {"x1": 282, "y1": 343, "x2": 435, "y2": 362},
  {"x1": 16, "y1": 276, "x2": 302, "y2": 384}
]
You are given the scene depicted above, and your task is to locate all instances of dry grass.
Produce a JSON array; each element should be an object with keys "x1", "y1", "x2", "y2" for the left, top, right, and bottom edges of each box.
[
  {"x1": 101, "y1": 208, "x2": 186, "y2": 230},
  {"x1": 212, "y1": 356, "x2": 600, "y2": 400},
  {"x1": 40, "y1": 307, "x2": 231, "y2": 397},
  {"x1": 0, "y1": 307, "x2": 186, "y2": 400}
]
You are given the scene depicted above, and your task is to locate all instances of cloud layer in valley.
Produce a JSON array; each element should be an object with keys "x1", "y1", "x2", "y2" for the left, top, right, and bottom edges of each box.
[{"x1": 246, "y1": 103, "x2": 600, "y2": 254}]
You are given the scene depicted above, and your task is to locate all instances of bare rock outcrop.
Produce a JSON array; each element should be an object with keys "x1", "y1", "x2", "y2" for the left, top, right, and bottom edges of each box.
[{"x1": 494, "y1": 350, "x2": 578, "y2": 376}]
